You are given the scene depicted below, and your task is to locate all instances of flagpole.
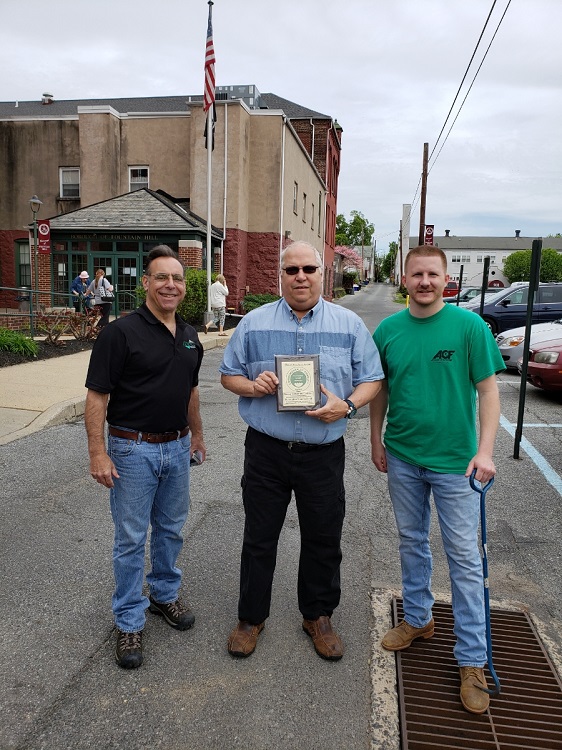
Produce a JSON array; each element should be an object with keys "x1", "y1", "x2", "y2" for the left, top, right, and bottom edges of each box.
[
  {"x1": 203, "y1": 0, "x2": 216, "y2": 322},
  {"x1": 206, "y1": 105, "x2": 212, "y2": 315}
]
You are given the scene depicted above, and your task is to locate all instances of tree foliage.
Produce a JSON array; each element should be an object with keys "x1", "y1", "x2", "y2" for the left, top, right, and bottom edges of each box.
[
  {"x1": 503, "y1": 248, "x2": 562, "y2": 283},
  {"x1": 335, "y1": 244, "x2": 362, "y2": 270},
  {"x1": 335, "y1": 210, "x2": 374, "y2": 247},
  {"x1": 380, "y1": 241, "x2": 398, "y2": 281}
]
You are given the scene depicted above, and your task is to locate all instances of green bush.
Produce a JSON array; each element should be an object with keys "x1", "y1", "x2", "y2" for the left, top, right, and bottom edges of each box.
[
  {"x1": 0, "y1": 327, "x2": 39, "y2": 357},
  {"x1": 241, "y1": 293, "x2": 281, "y2": 313},
  {"x1": 136, "y1": 269, "x2": 211, "y2": 324},
  {"x1": 342, "y1": 271, "x2": 359, "y2": 289},
  {"x1": 333, "y1": 287, "x2": 346, "y2": 299}
]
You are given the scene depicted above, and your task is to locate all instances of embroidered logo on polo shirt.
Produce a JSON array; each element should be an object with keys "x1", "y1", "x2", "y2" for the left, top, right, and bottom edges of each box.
[
  {"x1": 183, "y1": 340, "x2": 196, "y2": 349},
  {"x1": 432, "y1": 350, "x2": 455, "y2": 361}
]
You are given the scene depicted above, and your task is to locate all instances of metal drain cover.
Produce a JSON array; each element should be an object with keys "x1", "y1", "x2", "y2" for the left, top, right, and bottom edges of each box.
[{"x1": 392, "y1": 598, "x2": 562, "y2": 749}]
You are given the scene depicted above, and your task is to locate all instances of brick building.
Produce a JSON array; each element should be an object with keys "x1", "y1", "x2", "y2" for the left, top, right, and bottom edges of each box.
[{"x1": 0, "y1": 86, "x2": 342, "y2": 317}]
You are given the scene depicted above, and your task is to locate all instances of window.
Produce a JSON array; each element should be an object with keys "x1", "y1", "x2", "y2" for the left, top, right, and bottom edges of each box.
[
  {"x1": 539, "y1": 286, "x2": 562, "y2": 304},
  {"x1": 318, "y1": 194, "x2": 322, "y2": 236},
  {"x1": 293, "y1": 182, "x2": 298, "y2": 214},
  {"x1": 477, "y1": 255, "x2": 483, "y2": 263},
  {"x1": 311, "y1": 203, "x2": 315, "y2": 231},
  {"x1": 129, "y1": 166, "x2": 149, "y2": 192},
  {"x1": 16, "y1": 241, "x2": 31, "y2": 287},
  {"x1": 302, "y1": 192, "x2": 307, "y2": 222},
  {"x1": 461, "y1": 254, "x2": 471, "y2": 263},
  {"x1": 60, "y1": 168, "x2": 80, "y2": 198},
  {"x1": 451, "y1": 254, "x2": 461, "y2": 263}
]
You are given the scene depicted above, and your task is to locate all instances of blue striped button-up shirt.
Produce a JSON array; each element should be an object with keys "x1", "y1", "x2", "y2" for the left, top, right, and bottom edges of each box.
[{"x1": 219, "y1": 297, "x2": 384, "y2": 444}]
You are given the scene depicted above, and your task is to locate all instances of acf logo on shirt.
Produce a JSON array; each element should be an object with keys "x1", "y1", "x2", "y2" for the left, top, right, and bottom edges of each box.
[{"x1": 432, "y1": 349, "x2": 455, "y2": 361}]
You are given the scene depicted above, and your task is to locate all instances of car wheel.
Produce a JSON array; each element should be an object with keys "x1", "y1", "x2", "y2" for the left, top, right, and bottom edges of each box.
[{"x1": 482, "y1": 317, "x2": 497, "y2": 335}]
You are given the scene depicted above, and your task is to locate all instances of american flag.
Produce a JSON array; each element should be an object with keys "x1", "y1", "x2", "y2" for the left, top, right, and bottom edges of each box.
[{"x1": 203, "y1": 3, "x2": 216, "y2": 113}]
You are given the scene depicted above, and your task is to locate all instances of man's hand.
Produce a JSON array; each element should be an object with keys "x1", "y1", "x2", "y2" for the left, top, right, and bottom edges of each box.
[
  {"x1": 305, "y1": 385, "x2": 348, "y2": 423},
  {"x1": 253, "y1": 370, "x2": 279, "y2": 397},
  {"x1": 465, "y1": 453, "x2": 496, "y2": 484},
  {"x1": 371, "y1": 442, "x2": 388, "y2": 473},
  {"x1": 90, "y1": 452, "x2": 120, "y2": 488}
]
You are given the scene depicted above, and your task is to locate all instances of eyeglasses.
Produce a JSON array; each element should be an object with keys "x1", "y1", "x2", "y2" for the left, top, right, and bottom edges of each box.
[
  {"x1": 147, "y1": 273, "x2": 186, "y2": 283},
  {"x1": 282, "y1": 266, "x2": 319, "y2": 276}
]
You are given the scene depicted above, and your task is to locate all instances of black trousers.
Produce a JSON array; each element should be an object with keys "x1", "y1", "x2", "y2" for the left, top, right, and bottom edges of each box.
[{"x1": 238, "y1": 426, "x2": 346, "y2": 623}]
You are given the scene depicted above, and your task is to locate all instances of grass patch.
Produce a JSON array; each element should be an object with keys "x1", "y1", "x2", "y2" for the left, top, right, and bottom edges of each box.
[{"x1": 0, "y1": 327, "x2": 39, "y2": 357}]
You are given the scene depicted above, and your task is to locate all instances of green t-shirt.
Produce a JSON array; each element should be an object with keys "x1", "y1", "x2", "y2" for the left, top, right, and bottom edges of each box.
[{"x1": 374, "y1": 304, "x2": 506, "y2": 474}]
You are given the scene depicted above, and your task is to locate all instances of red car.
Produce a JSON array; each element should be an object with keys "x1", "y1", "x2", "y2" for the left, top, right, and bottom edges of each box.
[
  {"x1": 519, "y1": 337, "x2": 562, "y2": 392},
  {"x1": 442, "y1": 281, "x2": 459, "y2": 298}
]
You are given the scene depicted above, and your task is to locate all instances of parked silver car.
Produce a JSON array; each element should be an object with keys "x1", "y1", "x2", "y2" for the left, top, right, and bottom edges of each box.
[{"x1": 496, "y1": 318, "x2": 562, "y2": 369}]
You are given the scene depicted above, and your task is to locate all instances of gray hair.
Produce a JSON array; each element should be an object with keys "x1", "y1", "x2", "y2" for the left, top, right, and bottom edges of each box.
[{"x1": 280, "y1": 241, "x2": 323, "y2": 273}]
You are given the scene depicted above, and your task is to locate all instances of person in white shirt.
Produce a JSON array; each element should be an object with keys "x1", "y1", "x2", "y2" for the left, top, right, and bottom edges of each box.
[{"x1": 204, "y1": 274, "x2": 229, "y2": 336}]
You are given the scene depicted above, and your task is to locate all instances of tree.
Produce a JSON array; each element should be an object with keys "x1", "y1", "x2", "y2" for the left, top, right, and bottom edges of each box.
[
  {"x1": 381, "y1": 241, "x2": 398, "y2": 281},
  {"x1": 335, "y1": 210, "x2": 374, "y2": 247},
  {"x1": 503, "y1": 248, "x2": 562, "y2": 284}
]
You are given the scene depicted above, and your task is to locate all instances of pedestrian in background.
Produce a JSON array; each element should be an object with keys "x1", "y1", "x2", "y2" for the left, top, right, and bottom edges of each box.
[
  {"x1": 85, "y1": 245, "x2": 205, "y2": 670},
  {"x1": 204, "y1": 273, "x2": 229, "y2": 336},
  {"x1": 370, "y1": 245, "x2": 505, "y2": 714},
  {"x1": 220, "y1": 241, "x2": 384, "y2": 661},
  {"x1": 87, "y1": 268, "x2": 113, "y2": 328},
  {"x1": 70, "y1": 270, "x2": 90, "y2": 312}
]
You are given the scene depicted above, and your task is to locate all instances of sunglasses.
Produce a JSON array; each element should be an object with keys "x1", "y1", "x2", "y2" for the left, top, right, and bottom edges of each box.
[{"x1": 282, "y1": 266, "x2": 319, "y2": 276}]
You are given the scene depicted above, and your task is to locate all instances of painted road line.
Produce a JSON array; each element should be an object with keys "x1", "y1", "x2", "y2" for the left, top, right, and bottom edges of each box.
[{"x1": 500, "y1": 414, "x2": 562, "y2": 497}]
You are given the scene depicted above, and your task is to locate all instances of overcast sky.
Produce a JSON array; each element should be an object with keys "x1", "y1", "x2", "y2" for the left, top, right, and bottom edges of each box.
[{"x1": 2, "y1": 0, "x2": 561, "y2": 253}]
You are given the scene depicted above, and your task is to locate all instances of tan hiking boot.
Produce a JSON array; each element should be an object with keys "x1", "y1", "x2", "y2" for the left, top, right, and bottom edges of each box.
[
  {"x1": 459, "y1": 666, "x2": 490, "y2": 714},
  {"x1": 381, "y1": 618, "x2": 435, "y2": 651}
]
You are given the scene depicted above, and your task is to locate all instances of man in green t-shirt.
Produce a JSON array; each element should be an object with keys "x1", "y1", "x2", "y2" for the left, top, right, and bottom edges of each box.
[{"x1": 370, "y1": 245, "x2": 505, "y2": 714}]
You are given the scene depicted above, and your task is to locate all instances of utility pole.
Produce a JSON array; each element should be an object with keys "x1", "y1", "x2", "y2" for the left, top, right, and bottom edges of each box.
[{"x1": 418, "y1": 142, "x2": 429, "y2": 245}]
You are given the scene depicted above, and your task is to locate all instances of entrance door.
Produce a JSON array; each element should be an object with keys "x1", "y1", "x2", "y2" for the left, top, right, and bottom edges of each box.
[
  {"x1": 92, "y1": 255, "x2": 141, "y2": 316},
  {"x1": 116, "y1": 256, "x2": 140, "y2": 313}
]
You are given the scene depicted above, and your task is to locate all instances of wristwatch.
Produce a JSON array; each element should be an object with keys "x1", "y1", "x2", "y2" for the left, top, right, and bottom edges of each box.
[{"x1": 344, "y1": 398, "x2": 357, "y2": 419}]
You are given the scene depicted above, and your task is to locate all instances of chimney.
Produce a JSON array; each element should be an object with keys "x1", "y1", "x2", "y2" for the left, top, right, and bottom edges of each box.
[
  {"x1": 515, "y1": 229, "x2": 521, "y2": 238},
  {"x1": 445, "y1": 229, "x2": 450, "y2": 237},
  {"x1": 41, "y1": 92, "x2": 54, "y2": 105}
]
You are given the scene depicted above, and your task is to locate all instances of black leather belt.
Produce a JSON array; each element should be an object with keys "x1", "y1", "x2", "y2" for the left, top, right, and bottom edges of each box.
[
  {"x1": 108, "y1": 426, "x2": 189, "y2": 443},
  {"x1": 255, "y1": 428, "x2": 338, "y2": 452}
]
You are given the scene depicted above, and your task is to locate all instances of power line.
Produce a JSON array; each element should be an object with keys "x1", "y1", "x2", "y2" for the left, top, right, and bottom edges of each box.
[
  {"x1": 428, "y1": 0, "x2": 501, "y2": 162},
  {"x1": 429, "y1": 0, "x2": 513, "y2": 173}
]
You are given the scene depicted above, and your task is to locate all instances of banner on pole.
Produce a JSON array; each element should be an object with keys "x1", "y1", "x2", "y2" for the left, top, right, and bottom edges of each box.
[
  {"x1": 38, "y1": 220, "x2": 51, "y2": 254},
  {"x1": 424, "y1": 224, "x2": 434, "y2": 245}
]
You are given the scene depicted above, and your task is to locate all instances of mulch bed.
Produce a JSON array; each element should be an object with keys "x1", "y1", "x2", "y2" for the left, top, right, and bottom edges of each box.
[{"x1": 0, "y1": 317, "x2": 240, "y2": 368}]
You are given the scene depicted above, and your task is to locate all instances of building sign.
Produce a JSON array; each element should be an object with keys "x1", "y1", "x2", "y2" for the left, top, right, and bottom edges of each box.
[
  {"x1": 424, "y1": 224, "x2": 434, "y2": 246},
  {"x1": 38, "y1": 220, "x2": 51, "y2": 254},
  {"x1": 68, "y1": 233, "x2": 159, "y2": 241}
]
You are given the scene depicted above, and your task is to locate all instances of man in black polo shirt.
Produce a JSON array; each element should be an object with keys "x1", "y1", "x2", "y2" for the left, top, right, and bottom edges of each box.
[{"x1": 85, "y1": 245, "x2": 205, "y2": 669}]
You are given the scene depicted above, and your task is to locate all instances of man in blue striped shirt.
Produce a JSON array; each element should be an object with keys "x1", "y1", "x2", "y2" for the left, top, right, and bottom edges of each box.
[{"x1": 220, "y1": 241, "x2": 384, "y2": 661}]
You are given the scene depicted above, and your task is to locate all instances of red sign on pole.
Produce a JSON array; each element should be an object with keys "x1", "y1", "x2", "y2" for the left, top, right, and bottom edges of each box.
[
  {"x1": 424, "y1": 224, "x2": 434, "y2": 245},
  {"x1": 37, "y1": 220, "x2": 51, "y2": 254}
]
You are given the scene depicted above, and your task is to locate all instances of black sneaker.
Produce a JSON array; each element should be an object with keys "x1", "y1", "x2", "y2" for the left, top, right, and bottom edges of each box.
[
  {"x1": 115, "y1": 629, "x2": 143, "y2": 669},
  {"x1": 149, "y1": 597, "x2": 195, "y2": 631}
]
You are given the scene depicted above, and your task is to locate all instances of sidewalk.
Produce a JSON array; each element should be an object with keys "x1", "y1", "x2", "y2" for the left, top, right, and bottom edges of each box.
[{"x1": 0, "y1": 328, "x2": 232, "y2": 446}]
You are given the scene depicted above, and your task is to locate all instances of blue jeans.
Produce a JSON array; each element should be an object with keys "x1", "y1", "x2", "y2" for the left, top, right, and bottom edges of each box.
[
  {"x1": 108, "y1": 432, "x2": 192, "y2": 632},
  {"x1": 386, "y1": 451, "x2": 486, "y2": 666}
]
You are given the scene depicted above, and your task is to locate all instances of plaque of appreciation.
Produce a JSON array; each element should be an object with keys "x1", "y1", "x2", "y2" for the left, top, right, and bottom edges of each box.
[{"x1": 275, "y1": 354, "x2": 320, "y2": 411}]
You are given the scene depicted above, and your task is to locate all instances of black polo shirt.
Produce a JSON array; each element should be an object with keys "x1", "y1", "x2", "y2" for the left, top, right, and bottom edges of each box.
[{"x1": 85, "y1": 303, "x2": 203, "y2": 433}]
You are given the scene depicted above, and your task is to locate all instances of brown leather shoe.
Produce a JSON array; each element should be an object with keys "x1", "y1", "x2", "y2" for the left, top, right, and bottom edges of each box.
[
  {"x1": 302, "y1": 616, "x2": 344, "y2": 660},
  {"x1": 227, "y1": 620, "x2": 264, "y2": 657},
  {"x1": 381, "y1": 618, "x2": 435, "y2": 651},
  {"x1": 459, "y1": 666, "x2": 490, "y2": 714}
]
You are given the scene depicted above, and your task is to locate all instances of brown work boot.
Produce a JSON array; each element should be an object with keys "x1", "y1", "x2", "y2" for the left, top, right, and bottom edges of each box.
[
  {"x1": 459, "y1": 666, "x2": 490, "y2": 714},
  {"x1": 381, "y1": 618, "x2": 435, "y2": 651},
  {"x1": 302, "y1": 616, "x2": 344, "y2": 661},
  {"x1": 227, "y1": 620, "x2": 265, "y2": 657}
]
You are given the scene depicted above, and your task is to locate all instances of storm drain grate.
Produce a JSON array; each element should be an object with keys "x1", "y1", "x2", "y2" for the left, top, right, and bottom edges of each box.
[{"x1": 392, "y1": 598, "x2": 562, "y2": 749}]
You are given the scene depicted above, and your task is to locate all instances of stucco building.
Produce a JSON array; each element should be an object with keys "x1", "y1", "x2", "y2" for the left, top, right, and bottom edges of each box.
[{"x1": 0, "y1": 86, "x2": 342, "y2": 316}]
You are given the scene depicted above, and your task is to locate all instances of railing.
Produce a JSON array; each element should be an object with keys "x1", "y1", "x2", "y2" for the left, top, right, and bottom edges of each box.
[{"x1": 0, "y1": 285, "x2": 141, "y2": 336}]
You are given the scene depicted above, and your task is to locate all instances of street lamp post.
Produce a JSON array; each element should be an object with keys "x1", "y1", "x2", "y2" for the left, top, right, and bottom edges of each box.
[{"x1": 29, "y1": 195, "x2": 43, "y2": 297}]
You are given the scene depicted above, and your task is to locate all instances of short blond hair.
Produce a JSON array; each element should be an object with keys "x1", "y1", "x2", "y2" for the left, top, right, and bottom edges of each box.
[{"x1": 404, "y1": 245, "x2": 447, "y2": 272}]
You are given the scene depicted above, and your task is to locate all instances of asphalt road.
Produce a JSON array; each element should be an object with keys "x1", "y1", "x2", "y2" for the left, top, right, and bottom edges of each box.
[{"x1": 1, "y1": 283, "x2": 562, "y2": 750}]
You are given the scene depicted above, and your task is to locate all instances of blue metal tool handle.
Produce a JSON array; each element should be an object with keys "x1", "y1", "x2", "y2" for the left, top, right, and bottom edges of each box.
[{"x1": 470, "y1": 469, "x2": 501, "y2": 697}]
